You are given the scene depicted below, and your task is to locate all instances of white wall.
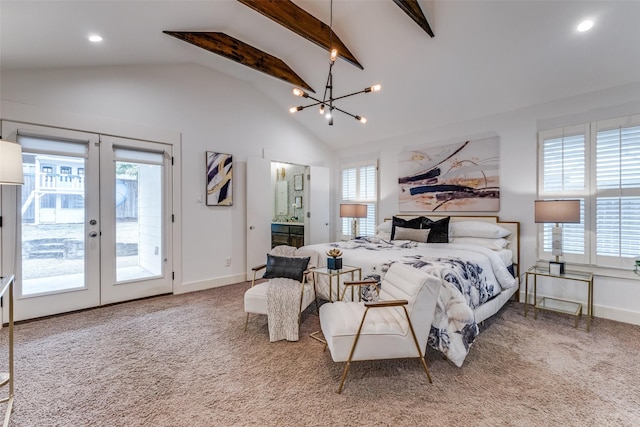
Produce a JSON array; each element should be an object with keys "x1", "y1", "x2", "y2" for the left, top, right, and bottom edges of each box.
[
  {"x1": 0, "y1": 63, "x2": 332, "y2": 293},
  {"x1": 334, "y1": 81, "x2": 640, "y2": 325}
]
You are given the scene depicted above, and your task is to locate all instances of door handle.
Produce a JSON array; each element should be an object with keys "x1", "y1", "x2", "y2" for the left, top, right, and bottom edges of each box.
[
  {"x1": 89, "y1": 231, "x2": 98, "y2": 237},
  {"x1": 89, "y1": 219, "x2": 97, "y2": 225},
  {"x1": 249, "y1": 226, "x2": 255, "y2": 230}
]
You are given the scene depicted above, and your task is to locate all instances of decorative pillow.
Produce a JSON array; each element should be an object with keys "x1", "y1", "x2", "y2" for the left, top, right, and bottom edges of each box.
[
  {"x1": 376, "y1": 221, "x2": 393, "y2": 233},
  {"x1": 390, "y1": 216, "x2": 427, "y2": 239},
  {"x1": 449, "y1": 220, "x2": 511, "y2": 238},
  {"x1": 390, "y1": 216, "x2": 450, "y2": 243},
  {"x1": 424, "y1": 216, "x2": 450, "y2": 243},
  {"x1": 262, "y1": 254, "x2": 310, "y2": 282},
  {"x1": 450, "y1": 237, "x2": 509, "y2": 250},
  {"x1": 393, "y1": 226, "x2": 430, "y2": 242}
]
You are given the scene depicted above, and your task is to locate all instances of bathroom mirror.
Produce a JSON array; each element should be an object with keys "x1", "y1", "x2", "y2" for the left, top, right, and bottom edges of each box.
[{"x1": 276, "y1": 181, "x2": 288, "y2": 216}]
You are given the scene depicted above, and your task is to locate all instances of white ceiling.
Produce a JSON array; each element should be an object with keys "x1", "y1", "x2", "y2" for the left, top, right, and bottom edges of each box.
[{"x1": 2, "y1": 1, "x2": 639, "y2": 149}]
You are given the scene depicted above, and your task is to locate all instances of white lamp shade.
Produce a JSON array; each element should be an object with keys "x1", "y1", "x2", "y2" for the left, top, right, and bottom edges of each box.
[
  {"x1": 534, "y1": 200, "x2": 580, "y2": 224},
  {"x1": 339, "y1": 204, "x2": 367, "y2": 218},
  {"x1": 0, "y1": 139, "x2": 24, "y2": 185}
]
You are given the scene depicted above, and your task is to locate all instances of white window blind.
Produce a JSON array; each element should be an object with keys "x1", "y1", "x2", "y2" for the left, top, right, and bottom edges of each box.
[
  {"x1": 538, "y1": 115, "x2": 640, "y2": 269},
  {"x1": 539, "y1": 129, "x2": 586, "y2": 259},
  {"x1": 340, "y1": 160, "x2": 377, "y2": 238},
  {"x1": 594, "y1": 124, "x2": 640, "y2": 262}
]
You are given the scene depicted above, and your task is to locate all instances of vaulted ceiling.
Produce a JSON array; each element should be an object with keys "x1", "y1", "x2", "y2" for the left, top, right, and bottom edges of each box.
[{"x1": 1, "y1": 1, "x2": 639, "y2": 149}]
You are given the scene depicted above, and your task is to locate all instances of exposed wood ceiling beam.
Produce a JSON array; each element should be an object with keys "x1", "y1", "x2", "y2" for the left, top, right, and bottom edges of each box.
[
  {"x1": 393, "y1": 0, "x2": 435, "y2": 37},
  {"x1": 237, "y1": 0, "x2": 363, "y2": 70},
  {"x1": 163, "y1": 31, "x2": 315, "y2": 93}
]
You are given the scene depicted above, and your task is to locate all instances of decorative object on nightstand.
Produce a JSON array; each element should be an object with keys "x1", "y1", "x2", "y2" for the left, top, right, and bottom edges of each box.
[
  {"x1": 326, "y1": 248, "x2": 343, "y2": 271},
  {"x1": 534, "y1": 199, "x2": 581, "y2": 275},
  {"x1": 340, "y1": 204, "x2": 367, "y2": 239},
  {"x1": 0, "y1": 138, "x2": 24, "y2": 427}
]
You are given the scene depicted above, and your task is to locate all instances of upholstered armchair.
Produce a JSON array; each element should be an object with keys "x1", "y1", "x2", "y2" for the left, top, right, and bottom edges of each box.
[
  {"x1": 244, "y1": 246, "x2": 319, "y2": 342},
  {"x1": 319, "y1": 262, "x2": 442, "y2": 393}
]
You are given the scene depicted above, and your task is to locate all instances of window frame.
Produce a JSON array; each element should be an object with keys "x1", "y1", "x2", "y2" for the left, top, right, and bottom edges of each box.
[
  {"x1": 339, "y1": 159, "x2": 378, "y2": 240},
  {"x1": 537, "y1": 114, "x2": 640, "y2": 270}
]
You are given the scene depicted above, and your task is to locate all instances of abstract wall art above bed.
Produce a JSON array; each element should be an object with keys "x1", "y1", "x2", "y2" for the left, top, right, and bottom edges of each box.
[{"x1": 398, "y1": 136, "x2": 500, "y2": 212}]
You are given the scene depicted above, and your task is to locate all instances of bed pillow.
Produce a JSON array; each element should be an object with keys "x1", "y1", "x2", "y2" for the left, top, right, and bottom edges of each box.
[
  {"x1": 424, "y1": 216, "x2": 450, "y2": 243},
  {"x1": 390, "y1": 216, "x2": 426, "y2": 240},
  {"x1": 391, "y1": 216, "x2": 425, "y2": 240},
  {"x1": 449, "y1": 220, "x2": 511, "y2": 238},
  {"x1": 393, "y1": 226, "x2": 430, "y2": 242},
  {"x1": 450, "y1": 237, "x2": 509, "y2": 250},
  {"x1": 375, "y1": 232, "x2": 392, "y2": 241},
  {"x1": 262, "y1": 254, "x2": 310, "y2": 282},
  {"x1": 376, "y1": 221, "x2": 392, "y2": 233},
  {"x1": 390, "y1": 216, "x2": 450, "y2": 243}
]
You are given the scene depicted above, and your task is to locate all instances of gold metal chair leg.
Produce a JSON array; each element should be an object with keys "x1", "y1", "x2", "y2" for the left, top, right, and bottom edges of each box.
[
  {"x1": 403, "y1": 306, "x2": 432, "y2": 384},
  {"x1": 244, "y1": 313, "x2": 250, "y2": 332},
  {"x1": 337, "y1": 362, "x2": 351, "y2": 394},
  {"x1": 337, "y1": 308, "x2": 370, "y2": 394}
]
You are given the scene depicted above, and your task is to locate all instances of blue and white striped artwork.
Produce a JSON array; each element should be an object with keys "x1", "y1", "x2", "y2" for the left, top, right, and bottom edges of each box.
[{"x1": 206, "y1": 151, "x2": 233, "y2": 206}]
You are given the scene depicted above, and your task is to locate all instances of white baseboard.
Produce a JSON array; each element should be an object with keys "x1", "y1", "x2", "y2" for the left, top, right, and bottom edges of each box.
[
  {"x1": 174, "y1": 273, "x2": 247, "y2": 295},
  {"x1": 519, "y1": 290, "x2": 640, "y2": 326}
]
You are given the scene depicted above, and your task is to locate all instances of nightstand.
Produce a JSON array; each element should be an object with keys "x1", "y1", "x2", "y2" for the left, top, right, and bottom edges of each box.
[
  {"x1": 312, "y1": 265, "x2": 362, "y2": 302},
  {"x1": 524, "y1": 266, "x2": 594, "y2": 331}
]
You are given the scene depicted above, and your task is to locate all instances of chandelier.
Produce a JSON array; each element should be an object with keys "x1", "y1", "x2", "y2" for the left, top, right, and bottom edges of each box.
[{"x1": 289, "y1": 0, "x2": 381, "y2": 125}]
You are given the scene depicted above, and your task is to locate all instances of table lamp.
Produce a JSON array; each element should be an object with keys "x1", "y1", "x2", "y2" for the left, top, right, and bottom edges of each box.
[
  {"x1": 534, "y1": 199, "x2": 580, "y2": 274},
  {"x1": 339, "y1": 204, "x2": 367, "y2": 240}
]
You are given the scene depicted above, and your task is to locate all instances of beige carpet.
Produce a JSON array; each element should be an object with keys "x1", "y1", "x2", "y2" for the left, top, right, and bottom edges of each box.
[{"x1": 1, "y1": 281, "x2": 639, "y2": 426}]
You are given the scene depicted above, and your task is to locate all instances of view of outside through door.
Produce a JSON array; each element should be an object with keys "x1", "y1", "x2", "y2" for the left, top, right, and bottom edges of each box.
[
  {"x1": 115, "y1": 160, "x2": 163, "y2": 282},
  {"x1": 21, "y1": 154, "x2": 163, "y2": 295},
  {"x1": 21, "y1": 152, "x2": 87, "y2": 295}
]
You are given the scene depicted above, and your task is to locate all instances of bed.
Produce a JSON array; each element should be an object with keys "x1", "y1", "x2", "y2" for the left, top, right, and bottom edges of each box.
[{"x1": 300, "y1": 215, "x2": 520, "y2": 367}]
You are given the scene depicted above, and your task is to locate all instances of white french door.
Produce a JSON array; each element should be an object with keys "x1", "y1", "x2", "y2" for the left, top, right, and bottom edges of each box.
[
  {"x1": 99, "y1": 135, "x2": 172, "y2": 305},
  {"x1": 0, "y1": 121, "x2": 173, "y2": 321}
]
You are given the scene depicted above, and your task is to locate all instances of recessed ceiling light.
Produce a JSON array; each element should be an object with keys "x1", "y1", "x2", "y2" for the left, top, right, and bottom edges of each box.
[
  {"x1": 88, "y1": 35, "x2": 103, "y2": 43},
  {"x1": 577, "y1": 20, "x2": 594, "y2": 32}
]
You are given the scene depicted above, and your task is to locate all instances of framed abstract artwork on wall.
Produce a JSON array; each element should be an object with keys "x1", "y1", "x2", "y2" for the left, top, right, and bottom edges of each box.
[
  {"x1": 398, "y1": 136, "x2": 500, "y2": 212},
  {"x1": 206, "y1": 151, "x2": 233, "y2": 206}
]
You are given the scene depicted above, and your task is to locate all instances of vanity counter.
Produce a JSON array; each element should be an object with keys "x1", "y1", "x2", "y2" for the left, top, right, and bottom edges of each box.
[{"x1": 271, "y1": 223, "x2": 304, "y2": 248}]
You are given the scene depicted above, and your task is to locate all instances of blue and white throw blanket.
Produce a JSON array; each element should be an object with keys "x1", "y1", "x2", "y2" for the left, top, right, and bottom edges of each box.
[{"x1": 303, "y1": 237, "x2": 516, "y2": 367}]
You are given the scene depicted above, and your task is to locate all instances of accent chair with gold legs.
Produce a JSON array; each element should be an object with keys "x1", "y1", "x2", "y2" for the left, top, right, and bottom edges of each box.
[
  {"x1": 244, "y1": 246, "x2": 319, "y2": 341},
  {"x1": 319, "y1": 262, "x2": 442, "y2": 393}
]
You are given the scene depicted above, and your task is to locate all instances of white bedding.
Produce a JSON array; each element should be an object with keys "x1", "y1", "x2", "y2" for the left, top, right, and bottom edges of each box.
[{"x1": 301, "y1": 238, "x2": 517, "y2": 367}]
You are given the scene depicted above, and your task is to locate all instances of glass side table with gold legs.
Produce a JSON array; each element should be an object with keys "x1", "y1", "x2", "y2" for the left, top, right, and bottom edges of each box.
[
  {"x1": 524, "y1": 266, "x2": 594, "y2": 331},
  {"x1": 312, "y1": 265, "x2": 362, "y2": 303},
  {"x1": 310, "y1": 265, "x2": 362, "y2": 344}
]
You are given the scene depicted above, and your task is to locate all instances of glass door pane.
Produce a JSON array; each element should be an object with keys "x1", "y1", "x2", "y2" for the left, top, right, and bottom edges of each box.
[
  {"x1": 21, "y1": 153, "x2": 87, "y2": 295},
  {"x1": 115, "y1": 160, "x2": 163, "y2": 282}
]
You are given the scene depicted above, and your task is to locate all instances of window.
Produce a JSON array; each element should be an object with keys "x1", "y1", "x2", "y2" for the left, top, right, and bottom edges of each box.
[
  {"x1": 538, "y1": 114, "x2": 640, "y2": 269},
  {"x1": 340, "y1": 160, "x2": 377, "y2": 238}
]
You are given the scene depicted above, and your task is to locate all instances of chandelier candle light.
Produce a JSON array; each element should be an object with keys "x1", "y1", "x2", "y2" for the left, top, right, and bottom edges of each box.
[{"x1": 289, "y1": 0, "x2": 381, "y2": 125}]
